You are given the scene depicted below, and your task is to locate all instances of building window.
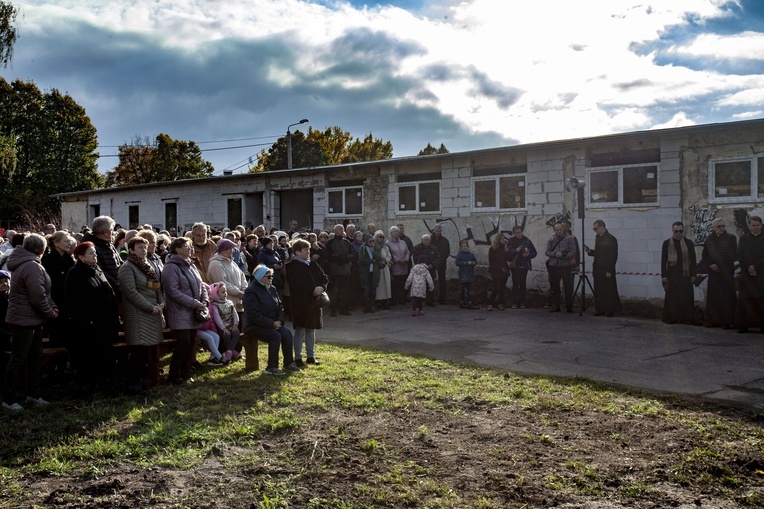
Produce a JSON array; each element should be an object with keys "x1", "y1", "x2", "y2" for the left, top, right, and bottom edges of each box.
[
  {"x1": 327, "y1": 186, "x2": 363, "y2": 216},
  {"x1": 473, "y1": 175, "x2": 526, "y2": 211},
  {"x1": 588, "y1": 164, "x2": 659, "y2": 207},
  {"x1": 709, "y1": 155, "x2": 764, "y2": 203},
  {"x1": 397, "y1": 181, "x2": 440, "y2": 214}
]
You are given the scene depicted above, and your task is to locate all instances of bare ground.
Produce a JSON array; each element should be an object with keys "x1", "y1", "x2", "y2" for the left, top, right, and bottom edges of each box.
[{"x1": 12, "y1": 397, "x2": 764, "y2": 509}]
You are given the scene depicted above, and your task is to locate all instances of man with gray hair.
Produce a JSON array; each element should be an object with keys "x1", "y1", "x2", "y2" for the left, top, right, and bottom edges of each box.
[
  {"x1": 190, "y1": 222, "x2": 218, "y2": 283},
  {"x1": 0, "y1": 230, "x2": 16, "y2": 254},
  {"x1": 82, "y1": 216, "x2": 122, "y2": 295}
]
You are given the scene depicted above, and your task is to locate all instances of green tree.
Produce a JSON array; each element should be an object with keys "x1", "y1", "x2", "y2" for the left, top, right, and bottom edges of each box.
[
  {"x1": 345, "y1": 132, "x2": 393, "y2": 163},
  {"x1": 105, "y1": 133, "x2": 215, "y2": 186},
  {"x1": 251, "y1": 130, "x2": 325, "y2": 172},
  {"x1": 0, "y1": 1, "x2": 19, "y2": 67},
  {"x1": 0, "y1": 78, "x2": 102, "y2": 223},
  {"x1": 418, "y1": 143, "x2": 450, "y2": 156},
  {"x1": 251, "y1": 126, "x2": 393, "y2": 172}
]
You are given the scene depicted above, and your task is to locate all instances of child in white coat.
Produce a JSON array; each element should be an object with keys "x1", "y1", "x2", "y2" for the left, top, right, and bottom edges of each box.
[{"x1": 405, "y1": 255, "x2": 434, "y2": 316}]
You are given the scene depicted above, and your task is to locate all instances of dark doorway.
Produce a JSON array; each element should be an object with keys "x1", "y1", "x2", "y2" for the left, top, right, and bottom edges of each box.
[
  {"x1": 164, "y1": 202, "x2": 177, "y2": 232},
  {"x1": 278, "y1": 189, "x2": 313, "y2": 231}
]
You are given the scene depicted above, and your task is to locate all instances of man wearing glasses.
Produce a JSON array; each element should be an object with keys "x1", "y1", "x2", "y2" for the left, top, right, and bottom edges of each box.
[
  {"x1": 660, "y1": 222, "x2": 697, "y2": 324},
  {"x1": 584, "y1": 219, "x2": 622, "y2": 317},
  {"x1": 701, "y1": 218, "x2": 737, "y2": 329}
]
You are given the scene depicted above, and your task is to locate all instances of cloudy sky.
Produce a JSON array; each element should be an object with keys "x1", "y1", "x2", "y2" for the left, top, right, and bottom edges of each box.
[{"x1": 2, "y1": 0, "x2": 763, "y2": 176}]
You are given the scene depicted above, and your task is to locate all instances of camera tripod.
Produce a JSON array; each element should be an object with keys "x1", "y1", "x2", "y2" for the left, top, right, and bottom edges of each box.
[{"x1": 573, "y1": 266, "x2": 595, "y2": 315}]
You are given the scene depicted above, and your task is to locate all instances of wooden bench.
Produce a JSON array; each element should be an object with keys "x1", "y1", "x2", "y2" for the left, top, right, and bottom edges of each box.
[{"x1": 2, "y1": 329, "x2": 176, "y2": 388}]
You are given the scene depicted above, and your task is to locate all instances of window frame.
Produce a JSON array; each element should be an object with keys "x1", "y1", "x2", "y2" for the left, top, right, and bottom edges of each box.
[
  {"x1": 471, "y1": 174, "x2": 527, "y2": 212},
  {"x1": 325, "y1": 185, "x2": 364, "y2": 217},
  {"x1": 395, "y1": 180, "x2": 441, "y2": 215},
  {"x1": 587, "y1": 163, "x2": 660, "y2": 208},
  {"x1": 708, "y1": 155, "x2": 764, "y2": 204}
]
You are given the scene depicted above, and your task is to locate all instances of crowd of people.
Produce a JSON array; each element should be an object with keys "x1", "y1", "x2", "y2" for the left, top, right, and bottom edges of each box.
[{"x1": 2, "y1": 213, "x2": 762, "y2": 411}]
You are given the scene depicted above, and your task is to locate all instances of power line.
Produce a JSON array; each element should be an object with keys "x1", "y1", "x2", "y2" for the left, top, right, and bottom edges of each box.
[
  {"x1": 97, "y1": 134, "x2": 280, "y2": 148},
  {"x1": 97, "y1": 141, "x2": 274, "y2": 158}
]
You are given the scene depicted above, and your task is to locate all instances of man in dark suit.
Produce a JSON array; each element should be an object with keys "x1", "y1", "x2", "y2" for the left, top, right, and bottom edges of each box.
[{"x1": 584, "y1": 219, "x2": 622, "y2": 317}]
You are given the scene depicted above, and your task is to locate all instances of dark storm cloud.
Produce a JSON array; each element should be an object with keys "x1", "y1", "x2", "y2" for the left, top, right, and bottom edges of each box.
[
  {"x1": 613, "y1": 79, "x2": 653, "y2": 91},
  {"x1": 4, "y1": 14, "x2": 501, "y2": 168},
  {"x1": 419, "y1": 63, "x2": 523, "y2": 110}
]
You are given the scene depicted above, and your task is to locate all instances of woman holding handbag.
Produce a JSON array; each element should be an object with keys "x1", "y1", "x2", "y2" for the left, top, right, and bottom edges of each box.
[
  {"x1": 161, "y1": 237, "x2": 209, "y2": 385},
  {"x1": 285, "y1": 238, "x2": 329, "y2": 367}
]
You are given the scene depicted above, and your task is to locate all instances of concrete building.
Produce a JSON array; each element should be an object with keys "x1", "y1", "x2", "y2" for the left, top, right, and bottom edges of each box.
[{"x1": 58, "y1": 118, "x2": 764, "y2": 301}]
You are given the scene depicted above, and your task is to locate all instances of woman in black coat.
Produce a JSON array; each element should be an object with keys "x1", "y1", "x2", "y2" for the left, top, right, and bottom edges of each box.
[
  {"x1": 244, "y1": 265, "x2": 299, "y2": 375},
  {"x1": 64, "y1": 242, "x2": 120, "y2": 397},
  {"x1": 286, "y1": 239, "x2": 329, "y2": 366},
  {"x1": 41, "y1": 231, "x2": 76, "y2": 348}
]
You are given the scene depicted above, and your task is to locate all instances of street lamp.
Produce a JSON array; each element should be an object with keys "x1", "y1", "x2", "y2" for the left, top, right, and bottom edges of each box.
[{"x1": 287, "y1": 118, "x2": 309, "y2": 169}]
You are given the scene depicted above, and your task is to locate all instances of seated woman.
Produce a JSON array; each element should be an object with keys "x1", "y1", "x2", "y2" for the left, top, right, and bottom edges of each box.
[{"x1": 243, "y1": 265, "x2": 300, "y2": 375}]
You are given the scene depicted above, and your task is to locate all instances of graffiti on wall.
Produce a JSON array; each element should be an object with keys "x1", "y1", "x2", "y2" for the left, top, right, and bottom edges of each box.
[
  {"x1": 423, "y1": 212, "x2": 568, "y2": 260},
  {"x1": 544, "y1": 211, "x2": 572, "y2": 229},
  {"x1": 688, "y1": 205, "x2": 718, "y2": 246}
]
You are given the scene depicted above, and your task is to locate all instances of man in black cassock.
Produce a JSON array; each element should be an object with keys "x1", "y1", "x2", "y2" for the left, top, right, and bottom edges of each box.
[
  {"x1": 661, "y1": 221, "x2": 697, "y2": 324},
  {"x1": 701, "y1": 218, "x2": 737, "y2": 328},
  {"x1": 585, "y1": 219, "x2": 622, "y2": 317},
  {"x1": 737, "y1": 215, "x2": 764, "y2": 333}
]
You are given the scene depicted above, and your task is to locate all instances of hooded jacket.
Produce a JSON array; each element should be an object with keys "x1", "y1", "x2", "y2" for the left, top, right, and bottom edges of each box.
[{"x1": 6, "y1": 247, "x2": 57, "y2": 327}]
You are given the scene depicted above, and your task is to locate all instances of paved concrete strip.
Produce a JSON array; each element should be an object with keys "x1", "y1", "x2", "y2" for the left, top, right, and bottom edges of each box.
[{"x1": 320, "y1": 306, "x2": 764, "y2": 410}]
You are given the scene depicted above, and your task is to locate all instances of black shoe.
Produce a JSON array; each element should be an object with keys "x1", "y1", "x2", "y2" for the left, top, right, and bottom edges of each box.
[
  {"x1": 722, "y1": 324, "x2": 731, "y2": 330},
  {"x1": 307, "y1": 357, "x2": 320, "y2": 365},
  {"x1": 340, "y1": 311, "x2": 351, "y2": 316},
  {"x1": 426, "y1": 302, "x2": 435, "y2": 307},
  {"x1": 295, "y1": 359, "x2": 306, "y2": 368},
  {"x1": 739, "y1": 328, "x2": 749, "y2": 334},
  {"x1": 330, "y1": 311, "x2": 338, "y2": 317},
  {"x1": 606, "y1": 312, "x2": 614, "y2": 317},
  {"x1": 549, "y1": 308, "x2": 561, "y2": 313},
  {"x1": 566, "y1": 308, "x2": 573, "y2": 313},
  {"x1": 593, "y1": 312, "x2": 605, "y2": 317},
  {"x1": 438, "y1": 300, "x2": 446, "y2": 305}
]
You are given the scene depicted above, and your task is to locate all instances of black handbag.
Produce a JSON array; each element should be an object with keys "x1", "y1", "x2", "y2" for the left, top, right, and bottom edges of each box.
[
  {"x1": 194, "y1": 307, "x2": 211, "y2": 323},
  {"x1": 181, "y1": 266, "x2": 209, "y2": 323}
]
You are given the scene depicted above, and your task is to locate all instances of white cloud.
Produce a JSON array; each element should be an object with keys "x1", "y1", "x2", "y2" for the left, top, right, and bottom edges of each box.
[
  {"x1": 667, "y1": 31, "x2": 764, "y2": 59},
  {"x1": 7, "y1": 0, "x2": 763, "y2": 173}
]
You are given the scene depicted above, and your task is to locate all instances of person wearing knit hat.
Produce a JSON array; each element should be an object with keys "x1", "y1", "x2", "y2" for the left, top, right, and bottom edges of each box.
[
  {"x1": 207, "y1": 238, "x2": 247, "y2": 356},
  {"x1": 243, "y1": 264, "x2": 300, "y2": 375},
  {"x1": 216, "y1": 239, "x2": 237, "y2": 254},
  {"x1": 256, "y1": 236, "x2": 284, "y2": 290}
]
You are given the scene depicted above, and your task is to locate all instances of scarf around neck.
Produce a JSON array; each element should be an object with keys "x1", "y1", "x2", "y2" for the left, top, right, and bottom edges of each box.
[
  {"x1": 667, "y1": 237, "x2": 690, "y2": 277},
  {"x1": 128, "y1": 252, "x2": 160, "y2": 284}
]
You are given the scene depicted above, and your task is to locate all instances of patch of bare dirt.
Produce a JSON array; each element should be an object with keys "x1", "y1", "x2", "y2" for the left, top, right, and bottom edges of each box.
[{"x1": 12, "y1": 404, "x2": 764, "y2": 508}]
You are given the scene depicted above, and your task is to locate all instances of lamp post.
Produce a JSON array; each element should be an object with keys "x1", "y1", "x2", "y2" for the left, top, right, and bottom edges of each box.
[{"x1": 286, "y1": 118, "x2": 309, "y2": 169}]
